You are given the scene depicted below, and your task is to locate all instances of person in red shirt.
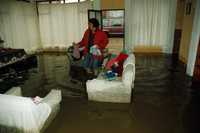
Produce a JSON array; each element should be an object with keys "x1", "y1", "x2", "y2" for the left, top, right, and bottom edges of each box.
[{"x1": 73, "y1": 18, "x2": 109, "y2": 75}]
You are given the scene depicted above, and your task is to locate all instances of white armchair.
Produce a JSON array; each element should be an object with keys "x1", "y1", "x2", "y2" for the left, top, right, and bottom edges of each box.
[
  {"x1": 5, "y1": 86, "x2": 22, "y2": 96},
  {"x1": 86, "y1": 54, "x2": 135, "y2": 103},
  {"x1": 0, "y1": 87, "x2": 62, "y2": 133}
]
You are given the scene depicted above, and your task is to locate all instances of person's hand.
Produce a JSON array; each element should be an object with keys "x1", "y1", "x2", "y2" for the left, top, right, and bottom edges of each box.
[
  {"x1": 90, "y1": 45, "x2": 101, "y2": 56},
  {"x1": 92, "y1": 45, "x2": 99, "y2": 49},
  {"x1": 114, "y1": 62, "x2": 119, "y2": 67}
]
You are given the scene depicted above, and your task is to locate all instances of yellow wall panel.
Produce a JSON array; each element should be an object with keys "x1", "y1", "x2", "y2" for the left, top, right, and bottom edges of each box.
[
  {"x1": 101, "y1": 0, "x2": 124, "y2": 9},
  {"x1": 179, "y1": 0, "x2": 196, "y2": 64}
]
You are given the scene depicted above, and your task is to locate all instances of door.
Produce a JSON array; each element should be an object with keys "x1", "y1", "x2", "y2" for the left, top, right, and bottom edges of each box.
[
  {"x1": 193, "y1": 37, "x2": 200, "y2": 85},
  {"x1": 88, "y1": 9, "x2": 125, "y2": 52},
  {"x1": 173, "y1": 29, "x2": 182, "y2": 55},
  {"x1": 88, "y1": 10, "x2": 103, "y2": 30}
]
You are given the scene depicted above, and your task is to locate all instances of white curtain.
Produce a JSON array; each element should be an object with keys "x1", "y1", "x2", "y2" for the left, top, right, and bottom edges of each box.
[
  {"x1": 125, "y1": 0, "x2": 177, "y2": 53},
  {"x1": 0, "y1": 0, "x2": 40, "y2": 52},
  {"x1": 38, "y1": 1, "x2": 91, "y2": 48}
]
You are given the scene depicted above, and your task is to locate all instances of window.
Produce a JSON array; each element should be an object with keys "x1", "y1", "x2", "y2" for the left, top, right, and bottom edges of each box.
[
  {"x1": 102, "y1": 10, "x2": 124, "y2": 37},
  {"x1": 37, "y1": 0, "x2": 93, "y2": 4},
  {"x1": 64, "y1": 0, "x2": 78, "y2": 3},
  {"x1": 38, "y1": 1, "x2": 50, "y2": 4},
  {"x1": 38, "y1": 0, "x2": 90, "y2": 4},
  {"x1": 51, "y1": 1, "x2": 61, "y2": 4}
]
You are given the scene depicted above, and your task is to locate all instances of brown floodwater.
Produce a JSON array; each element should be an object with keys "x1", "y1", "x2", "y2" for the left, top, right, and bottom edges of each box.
[{"x1": 1, "y1": 53, "x2": 199, "y2": 133}]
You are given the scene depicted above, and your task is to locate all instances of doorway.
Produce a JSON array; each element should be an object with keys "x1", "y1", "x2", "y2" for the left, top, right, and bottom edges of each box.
[
  {"x1": 192, "y1": 37, "x2": 200, "y2": 86},
  {"x1": 88, "y1": 9, "x2": 125, "y2": 54}
]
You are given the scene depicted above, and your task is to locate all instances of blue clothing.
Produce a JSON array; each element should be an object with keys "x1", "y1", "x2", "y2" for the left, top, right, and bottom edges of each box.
[
  {"x1": 81, "y1": 53, "x2": 102, "y2": 69},
  {"x1": 104, "y1": 71, "x2": 117, "y2": 81}
]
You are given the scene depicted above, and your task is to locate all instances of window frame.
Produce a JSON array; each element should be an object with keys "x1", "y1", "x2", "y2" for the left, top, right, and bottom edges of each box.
[{"x1": 36, "y1": 0, "x2": 88, "y2": 4}]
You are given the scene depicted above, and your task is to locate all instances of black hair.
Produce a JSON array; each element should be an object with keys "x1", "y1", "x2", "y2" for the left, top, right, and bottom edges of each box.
[{"x1": 89, "y1": 18, "x2": 99, "y2": 28}]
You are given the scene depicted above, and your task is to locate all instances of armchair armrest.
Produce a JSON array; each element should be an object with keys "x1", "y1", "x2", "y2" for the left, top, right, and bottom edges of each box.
[
  {"x1": 42, "y1": 89, "x2": 62, "y2": 108},
  {"x1": 5, "y1": 87, "x2": 22, "y2": 96}
]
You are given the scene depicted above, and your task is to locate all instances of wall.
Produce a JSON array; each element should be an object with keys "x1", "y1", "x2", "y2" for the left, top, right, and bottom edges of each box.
[
  {"x1": 175, "y1": 0, "x2": 185, "y2": 29},
  {"x1": 179, "y1": 0, "x2": 196, "y2": 64},
  {"x1": 92, "y1": 0, "x2": 101, "y2": 10},
  {"x1": 101, "y1": 0, "x2": 124, "y2": 9},
  {"x1": 186, "y1": 0, "x2": 200, "y2": 76}
]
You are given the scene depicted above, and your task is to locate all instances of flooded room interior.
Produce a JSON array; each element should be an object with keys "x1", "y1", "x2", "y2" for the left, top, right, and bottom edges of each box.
[{"x1": 0, "y1": 0, "x2": 200, "y2": 133}]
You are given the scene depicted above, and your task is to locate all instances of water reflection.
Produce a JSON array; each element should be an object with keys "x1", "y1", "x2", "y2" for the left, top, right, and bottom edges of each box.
[
  {"x1": 0, "y1": 53, "x2": 86, "y2": 97},
  {"x1": 21, "y1": 53, "x2": 86, "y2": 97}
]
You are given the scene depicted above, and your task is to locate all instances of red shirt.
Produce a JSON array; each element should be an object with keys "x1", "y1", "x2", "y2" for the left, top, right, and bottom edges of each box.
[{"x1": 78, "y1": 28, "x2": 109, "y2": 60}]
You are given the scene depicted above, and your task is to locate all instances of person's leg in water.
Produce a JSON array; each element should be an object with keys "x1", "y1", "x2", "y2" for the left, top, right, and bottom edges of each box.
[
  {"x1": 82, "y1": 53, "x2": 93, "y2": 73},
  {"x1": 92, "y1": 57, "x2": 102, "y2": 76},
  {"x1": 82, "y1": 53, "x2": 103, "y2": 75}
]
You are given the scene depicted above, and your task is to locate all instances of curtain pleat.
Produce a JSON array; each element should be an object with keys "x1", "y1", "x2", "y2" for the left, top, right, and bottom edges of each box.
[
  {"x1": 125, "y1": 0, "x2": 177, "y2": 53},
  {"x1": 0, "y1": 1, "x2": 40, "y2": 52},
  {"x1": 0, "y1": 1, "x2": 91, "y2": 52},
  {"x1": 38, "y1": 1, "x2": 91, "y2": 48}
]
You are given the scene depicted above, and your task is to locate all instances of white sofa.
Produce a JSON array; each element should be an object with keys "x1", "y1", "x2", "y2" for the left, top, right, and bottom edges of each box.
[
  {"x1": 0, "y1": 87, "x2": 62, "y2": 133},
  {"x1": 86, "y1": 54, "x2": 135, "y2": 103}
]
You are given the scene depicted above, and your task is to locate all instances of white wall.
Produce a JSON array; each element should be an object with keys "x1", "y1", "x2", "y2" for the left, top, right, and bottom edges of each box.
[
  {"x1": 186, "y1": 0, "x2": 200, "y2": 76},
  {"x1": 92, "y1": 0, "x2": 101, "y2": 10}
]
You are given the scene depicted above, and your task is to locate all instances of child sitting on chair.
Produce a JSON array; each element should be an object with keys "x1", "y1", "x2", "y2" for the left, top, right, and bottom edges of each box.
[{"x1": 104, "y1": 50, "x2": 128, "y2": 80}]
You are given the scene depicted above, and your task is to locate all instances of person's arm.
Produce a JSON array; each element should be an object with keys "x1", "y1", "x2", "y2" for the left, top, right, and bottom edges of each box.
[{"x1": 77, "y1": 29, "x2": 88, "y2": 47}]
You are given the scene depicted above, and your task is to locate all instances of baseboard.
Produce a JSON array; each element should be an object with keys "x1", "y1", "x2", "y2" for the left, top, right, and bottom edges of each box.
[{"x1": 133, "y1": 46, "x2": 162, "y2": 54}]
